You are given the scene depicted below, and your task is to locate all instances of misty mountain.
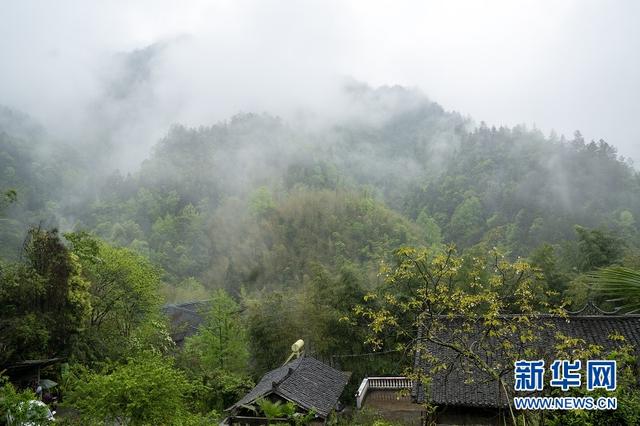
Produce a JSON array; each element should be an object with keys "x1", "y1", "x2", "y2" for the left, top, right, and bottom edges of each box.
[{"x1": 1, "y1": 84, "x2": 638, "y2": 294}]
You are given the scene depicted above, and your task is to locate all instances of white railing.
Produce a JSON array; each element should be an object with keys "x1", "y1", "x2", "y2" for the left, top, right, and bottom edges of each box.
[{"x1": 355, "y1": 376, "x2": 413, "y2": 409}]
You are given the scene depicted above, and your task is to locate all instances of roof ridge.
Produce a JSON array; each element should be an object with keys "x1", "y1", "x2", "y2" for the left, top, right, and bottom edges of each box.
[
  {"x1": 267, "y1": 357, "x2": 308, "y2": 392},
  {"x1": 272, "y1": 366, "x2": 296, "y2": 389},
  {"x1": 566, "y1": 300, "x2": 621, "y2": 316}
]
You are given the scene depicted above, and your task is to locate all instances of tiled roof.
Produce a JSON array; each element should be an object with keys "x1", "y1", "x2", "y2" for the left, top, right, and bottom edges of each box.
[
  {"x1": 161, "y1": 301, "x2": 211, "y2": 345},
  {"x1": 414, "y1": 306, "x2": 640, "y2": 408},
  {"x1": 229, "y1": 356, "x2": 350, "y2": 418}
]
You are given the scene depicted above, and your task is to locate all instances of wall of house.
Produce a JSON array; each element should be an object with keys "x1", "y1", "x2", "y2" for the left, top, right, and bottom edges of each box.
[{"x1": 360, "y1": 389, "x2": 424, "y2": 425}]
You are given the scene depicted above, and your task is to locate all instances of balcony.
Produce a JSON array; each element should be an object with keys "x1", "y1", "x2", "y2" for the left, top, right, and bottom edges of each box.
[
  {"x1": 355, "y1": 376, "x2": 414, "y2": 409},
  {"x1": 355, "y1": 376, "x2": 425, "y2": 424}
]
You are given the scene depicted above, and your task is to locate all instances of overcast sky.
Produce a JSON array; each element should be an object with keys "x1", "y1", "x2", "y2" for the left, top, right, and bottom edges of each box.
[{"x1": 1, "y1": 0, "x2": 639, "y2": 165}]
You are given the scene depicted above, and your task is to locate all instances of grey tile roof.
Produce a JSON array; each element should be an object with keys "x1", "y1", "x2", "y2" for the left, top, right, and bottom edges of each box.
[
  {"x1": 229, "y1": 356, "x2": 350, "y2": 418},
  {"x1": 162, "y1": 301, "x2": 211, "y2": 345},
  {"x1": 414, "y1": 309, "x2": 640, "y2": 408}
]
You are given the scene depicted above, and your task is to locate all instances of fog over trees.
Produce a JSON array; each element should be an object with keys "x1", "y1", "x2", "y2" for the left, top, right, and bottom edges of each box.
[{"x1": 2, "y1": 1, "x2": 640, "y2": 424}]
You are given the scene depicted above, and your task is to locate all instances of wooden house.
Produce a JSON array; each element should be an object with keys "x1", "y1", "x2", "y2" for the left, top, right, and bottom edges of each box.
[{"x1": 224, "y1": 356, "x2": 350, "y2": 425}]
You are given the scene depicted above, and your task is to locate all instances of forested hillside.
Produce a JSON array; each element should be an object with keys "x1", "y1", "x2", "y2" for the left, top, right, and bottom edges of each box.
[
  {"x1": 2, "y1": 84, "x2": 640, "y2": 423},
  {"x1": 3, "y1": 85, "x2": 638, "y2": 294}
]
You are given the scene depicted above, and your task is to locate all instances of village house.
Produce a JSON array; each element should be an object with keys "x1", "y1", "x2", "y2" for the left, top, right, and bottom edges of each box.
[
  {"x1": 224, "y1": 356, "x2": 350, "y2": 425},
  {"x1": 162, "y1": 300, "x2": 211, "y2": 346},
  {"x1": 355, "y1": 302, "x2": 640, "y2": 425},
  {"x1": 162, "y1": 301, "x2": 640, "y2": 425}
]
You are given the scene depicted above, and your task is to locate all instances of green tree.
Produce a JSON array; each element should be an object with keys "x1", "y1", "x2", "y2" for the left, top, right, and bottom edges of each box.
[
  {"x1": 529, "y1": 243, "x2": 568, "y2": 303},
  {"x1": 354, "y1": 245, "x2": 551, "y2": 425},
  {"x1": 448, "y1": 195, "x2": 483, "y2": 244},
  {"x1": 416, "y1": 209, "x2": 442, "y2": 246},
  {"x1": 65, "y1": 232, "x2": 163, "y2": 362},
  {"x1": 0, "y1": 228, "x2": 90, "y2": 364},
  {"x1": 162, "y1": 277, "x2": 209, "y2": 304},
  {"x1": 575, "y1": 226, "x2": 623, "y2": 272},
  {"x1": 249, "y1": 186, "x2": 276, "y2": 218},
  {"x1": 245, "y1": 291, "x2": 301, "y2": 375},
  {"x1": 301, "y1": 264, "x2": 366, "y2": 358},
  {"x1": 183, "y1": 289, "x2": 249, "y2": 373},
  {"x1": 65, "y1": 352, "x2": 200, "y2": 425},
  {"x1": 178, "y1": 290, "x2": 253, "y2": 411}
]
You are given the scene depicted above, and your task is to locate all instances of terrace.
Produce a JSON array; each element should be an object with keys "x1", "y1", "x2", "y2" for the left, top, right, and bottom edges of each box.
[{"x1": 355, "y1": 377, "x2": 424, "y2": 425}]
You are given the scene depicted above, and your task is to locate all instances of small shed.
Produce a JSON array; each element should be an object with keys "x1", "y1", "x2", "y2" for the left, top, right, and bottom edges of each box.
[
  {"x1": 225, "y1": 356, "x2": 350, "y2": 425},
  {"x1": 2, "y1": 357, "x2": 64, "y2": 389}
]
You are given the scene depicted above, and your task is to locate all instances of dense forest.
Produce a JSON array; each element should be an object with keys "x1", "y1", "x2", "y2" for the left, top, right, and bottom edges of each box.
[{"x1": 2, "y1": 84, "x2": 640, "y2": 424}]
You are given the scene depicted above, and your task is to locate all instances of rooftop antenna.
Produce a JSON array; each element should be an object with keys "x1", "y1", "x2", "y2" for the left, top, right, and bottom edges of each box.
[{"x1": 282, "y1": 339, "x2": 304, "y2": 366}]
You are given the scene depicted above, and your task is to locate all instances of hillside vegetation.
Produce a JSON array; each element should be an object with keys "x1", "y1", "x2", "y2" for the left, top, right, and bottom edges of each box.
[{"x1": 2, "y1": 84, "x2": 640, "y2": 423}]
